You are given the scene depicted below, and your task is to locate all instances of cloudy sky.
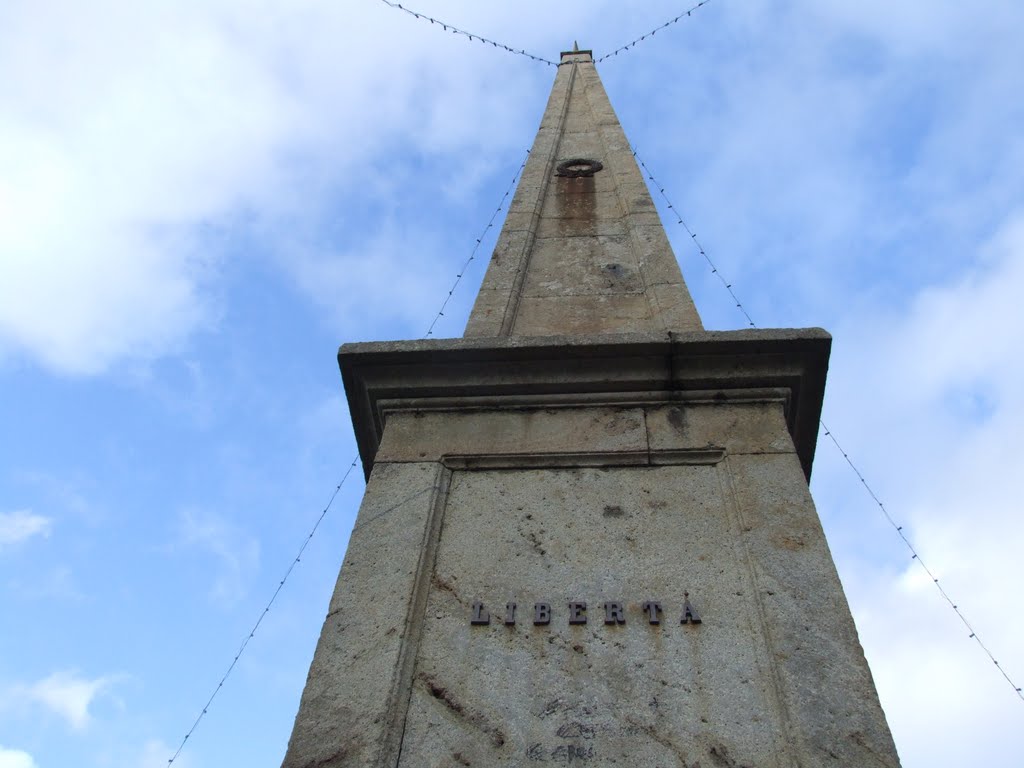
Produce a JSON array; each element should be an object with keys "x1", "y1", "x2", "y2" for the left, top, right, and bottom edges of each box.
[{"x1": 2, "y1": 1, "x2": 1023, "y2": 766}]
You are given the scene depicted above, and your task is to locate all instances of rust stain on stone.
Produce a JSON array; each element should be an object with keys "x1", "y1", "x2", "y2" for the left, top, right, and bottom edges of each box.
[
  {"x1": 419, "y1": 672, "x2": 508, "y2": 748},
  {"x1": 555, "y1": 175, "x2": 597, "y2": 235},
  {"x1": 776, "y1": 535, "x2": 806, "y2": 551}
]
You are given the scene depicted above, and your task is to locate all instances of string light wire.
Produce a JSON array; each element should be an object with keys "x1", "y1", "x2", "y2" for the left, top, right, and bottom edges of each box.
[
  {"x1": 425, "y1": 149, "x2": 530, "y2": 337},
  {"x1": 166, "y1": 456, "x2": 360, "y2": 765},
  {"x1": 595, "y1": 1, "x2": 714, "y2": 63},
  {"x1": 375, "y1": 1, "x2": 715, "y2": 70},
  {"x1": 820, "y1": 425, "x2": 1024, "y2": 701},
  {"x1": 634, "y1": 146, "x2": 1024, "y2": 704},
  {"x1": 167, "y1": 151, "x2": 535, "y2": 764},
  {"x1": 377, "y1": 0, "x2": 556, "y2": 66},
  {"x1": 633, "y1": 147, "x2": 755, "y2": 328}
]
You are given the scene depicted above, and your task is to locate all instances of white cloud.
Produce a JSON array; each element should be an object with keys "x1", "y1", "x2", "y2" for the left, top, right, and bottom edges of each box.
[
  {"x1": 282, "y1": 228, "x2": 459, "y2": 338},
  {"x1": 0, "y1": 747, "x2": 38, "y2": 768},
  {"x1": 0, "y1": 1, "x2": 286, "y2": 375},
  {"x1": 16, "y1": 671, "x2": 114, "y2": 731},
  {"x1": 0, "y1": 510, "x2": 52, "y2": 548},
  {"x1": 5, "y1": 565, "x2": 84, "y2": 602},
  {"x1": 179, "y1": 508, "x2": 260, "y2": 603},
  {"x1": 816, "y1": 211, "x2": 1024, "y2": 766},
  {"x1": 0, "y1": 0, "x2": 545, "y2": 376}
]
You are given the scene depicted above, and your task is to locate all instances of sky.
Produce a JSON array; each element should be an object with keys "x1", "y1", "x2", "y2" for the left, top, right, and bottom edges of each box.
[{"x1": 1, "y1": 1, "x2": 1023, "y2": 766}]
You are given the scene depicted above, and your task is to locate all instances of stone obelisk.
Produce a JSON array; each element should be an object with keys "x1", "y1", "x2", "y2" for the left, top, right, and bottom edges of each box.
[{"x1": 282, "y1": 47, "x2": 901, "y2": 767}]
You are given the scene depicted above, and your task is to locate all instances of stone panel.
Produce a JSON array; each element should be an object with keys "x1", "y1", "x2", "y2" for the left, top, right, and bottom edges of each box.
[
  {"x1": 645, "y1": 402, "x2": 795, "y2": 455},
  {"x1": 376, "y1": 407, "x2": 648, "y2": 463},
  {"x1": 397, "y1": 465, "x2": 794, "y2": 767},
  {"x1": 512, "y1": 294, "x2": 652, "y2": 335},
  {"x1": 724, "y1": 453, "x2": 901, "y2": 766}
]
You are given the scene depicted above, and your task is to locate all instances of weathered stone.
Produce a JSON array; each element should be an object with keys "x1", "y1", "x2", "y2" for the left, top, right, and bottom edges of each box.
[
  {"x1": 463, "y1": 288, "x2": 511, "y2": 337},
  {"x1": 645, "y1": 401, "x2": 795, "y2": 455},
  {"x1": 398, "y1": 463, "x2": 790, "y2": 766},
  {"x1": 283, "y1": 462, "x2": 445, "y2": 768},
  {"x1": 535, "y1": 212, "x2": 629, "y2": 238},
  {"x1": 552, "y1": 131, "x2": 604, "y2": 159},
  {"x1": 633, "y1": 224, "x2": 687, "y2": 286},
  {"x1": 513, "y1": 294, "x2": 653, "y2": 335},
  {"x1": 478, "y1": 230, "x2": 534, "y2": 293},
  {"x1": 376, "y1": 407, "x2": 648, "y2": 463},
  {"x1": 540, "y1": 188, "x2": 623, "y2": 222},
  {"x1": 724, "y1": 453, "x2": 899, "y2": 765},
  {"x1": 648, "y1": 281, "x2": 705, "y2": 331},
  {"x1": 522, "y1": 235, "x2": 643, "y2": 297}
]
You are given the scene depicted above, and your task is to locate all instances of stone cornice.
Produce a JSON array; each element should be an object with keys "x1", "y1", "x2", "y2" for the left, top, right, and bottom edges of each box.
[{"x1": 339, "y1": 328, "x2": 831, "y2": 482}]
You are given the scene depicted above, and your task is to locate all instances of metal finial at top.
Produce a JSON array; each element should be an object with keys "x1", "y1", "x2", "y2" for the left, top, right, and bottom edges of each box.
[{"x1": 573, "y1": 41, "x2": 579, "y2": 52}]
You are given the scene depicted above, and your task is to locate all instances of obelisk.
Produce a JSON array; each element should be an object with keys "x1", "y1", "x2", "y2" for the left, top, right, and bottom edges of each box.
[{"x1": 282, "y1": 46, "x2": 901, "y2": 767}]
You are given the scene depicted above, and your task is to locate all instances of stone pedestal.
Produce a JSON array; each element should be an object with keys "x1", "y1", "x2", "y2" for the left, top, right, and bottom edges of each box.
[{"x1": 281, "y1": 331, "x2": 901, "y2": 767}]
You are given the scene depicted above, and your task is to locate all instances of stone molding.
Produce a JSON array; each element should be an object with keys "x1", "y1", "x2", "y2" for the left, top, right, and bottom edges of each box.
[
  {"x1": 440, "y1": 447, "x2": 727, "y2": 471},
  {"x1": 339, "y1": 328, "x2": 830, "y2": 481}
]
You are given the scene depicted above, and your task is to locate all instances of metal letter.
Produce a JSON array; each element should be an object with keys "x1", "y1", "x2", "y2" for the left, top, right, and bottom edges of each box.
[
  {"x1": 642, "y1": 601, "x2": 663, "y2": 624},
  {"x1": 603, "y1": 601, "x2": 625, "y2": 624},
  {"x1": 505, "y1": 601, "x2": 517, "y2": 625},
  {"x1": 568, "y1": 601, "x2": 587, "y2": 625},
  {"x1": 534, "y1": 602, "x2": 551, "y2": 625},
  {"x1": 680, "y1": 593, "x2": 702, "y2": 625},
  {"x1": 471, "y1": 601, "x2": 491, "y2": 625}
]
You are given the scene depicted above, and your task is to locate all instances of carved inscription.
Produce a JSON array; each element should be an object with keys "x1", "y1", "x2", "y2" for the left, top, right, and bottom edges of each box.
[
  {"x1": 470, "y1": 598, "x2": 702, "y2": 627},
  {"x1": 527, "y1": 718, "x2": 597, "y2": 762},
  {"x1": 527, "y1": 742, "x2": 594, "y2": 762}
]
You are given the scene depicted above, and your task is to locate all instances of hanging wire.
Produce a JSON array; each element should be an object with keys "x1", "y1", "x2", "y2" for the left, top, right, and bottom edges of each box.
[
  {"x1": 633, "y1": 147, "x2": 755, "y2": 328},
  {"x1": 425, "y1": 149, "x2": 530, "y2": 337},
  {"x1": 376, "y1": 0, "x2": 718, "y2": 68},
  {"x1": 377, "y1": 0, "x2": 556, "y2": 66},
  {"x1": 635, "y1": 146, "x2": 1024, "y2": 704},
  {"x1": 166, "y1": 151, "x2": 535, "y2": 765},
  {"x1": 166, "y1": 456, "x2": 361, "y2": 765},
  {"x1": 595, "y1": 0, "x2": 714, "y2": 63},
  {"x1": 820, "y1": 426, "x2": 1024, "y2": 702}
]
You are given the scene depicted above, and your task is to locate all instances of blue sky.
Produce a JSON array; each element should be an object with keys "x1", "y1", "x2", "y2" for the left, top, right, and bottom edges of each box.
[{"x1": 1, "y1": 1, "x2": 1023, "y2": 766}]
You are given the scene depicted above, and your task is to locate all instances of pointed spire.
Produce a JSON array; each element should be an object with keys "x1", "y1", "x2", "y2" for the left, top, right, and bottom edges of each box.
[
  {"x1": 465, "y1": 45, "x2": 702, "y2": 337},
  {"x1": 573, "y1": 40, "x2": 580, "y2": 52}
]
